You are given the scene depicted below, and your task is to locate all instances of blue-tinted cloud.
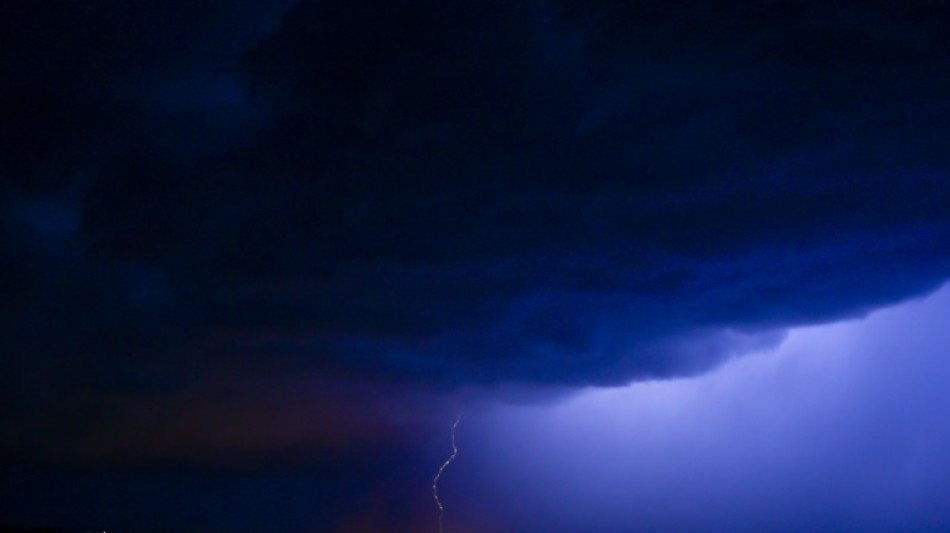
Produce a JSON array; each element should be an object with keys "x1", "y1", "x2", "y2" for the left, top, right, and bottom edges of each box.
[
  {"x1": 3, "y1": 0, "x2": 950, "y2": 472},
  {"x1": 462, "y1": 284, "x2": 950, "y2": 532}
]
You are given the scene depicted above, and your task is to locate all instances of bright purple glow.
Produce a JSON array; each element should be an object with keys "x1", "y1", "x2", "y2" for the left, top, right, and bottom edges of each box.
[{"x1": 464, "y1": 285, "x2": 950, "y2": 532}]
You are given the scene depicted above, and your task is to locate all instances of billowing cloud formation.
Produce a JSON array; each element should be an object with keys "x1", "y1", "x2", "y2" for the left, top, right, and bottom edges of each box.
[{"x1": 3, "y1": 0, "x2": 950, "y2": 464}]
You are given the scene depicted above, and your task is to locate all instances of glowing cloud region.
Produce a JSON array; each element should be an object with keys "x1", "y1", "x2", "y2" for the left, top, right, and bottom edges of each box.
[{"x1": 469, "y1": 284, "x2": 950, "y2": 532}]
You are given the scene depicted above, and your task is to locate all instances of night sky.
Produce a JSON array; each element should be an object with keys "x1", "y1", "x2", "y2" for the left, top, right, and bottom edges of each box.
[{"x1": 3, "y1": 1, "x2": 950, "y2": 532}]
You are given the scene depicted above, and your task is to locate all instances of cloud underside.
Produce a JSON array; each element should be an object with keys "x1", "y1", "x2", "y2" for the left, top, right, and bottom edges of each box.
[{"x1": 3, "y1": 0, "x2": 950, "y2": 397}]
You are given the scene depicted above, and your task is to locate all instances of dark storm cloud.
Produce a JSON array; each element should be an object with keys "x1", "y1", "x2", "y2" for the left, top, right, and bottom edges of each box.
[
  {"x1": 91, "y1": 0, "x2": 950, "y2": 382},
  {"x1": 3, "y1": 0, "x2": 950, "y2": 464}
]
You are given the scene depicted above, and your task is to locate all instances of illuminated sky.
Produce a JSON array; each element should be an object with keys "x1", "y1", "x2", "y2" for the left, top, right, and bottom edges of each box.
[
  {"x1": 2, "y1": 1, "x2": 950, "y2": 531},
  {"x1": 463, "y1": 284, "x2": 950, "y2": 532}
]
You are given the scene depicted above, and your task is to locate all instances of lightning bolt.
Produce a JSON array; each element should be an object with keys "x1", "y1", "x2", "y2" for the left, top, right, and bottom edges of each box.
[{"x1": 432, "y1": 412, "x2": 461, "y2": 533}]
